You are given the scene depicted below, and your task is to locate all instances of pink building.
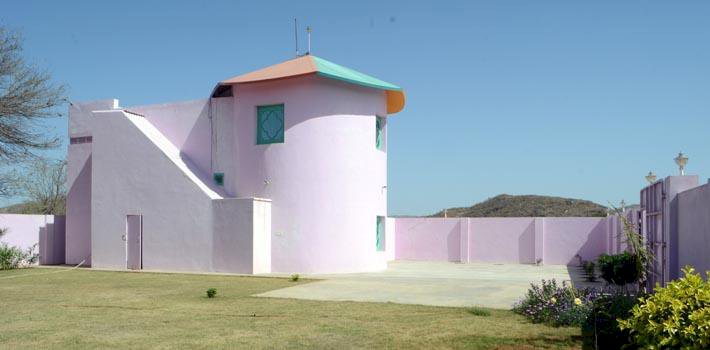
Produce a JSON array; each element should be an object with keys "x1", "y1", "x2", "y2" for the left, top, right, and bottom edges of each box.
[{"x1": 65, "y1": 55, "x2": 405, "y2": 274}]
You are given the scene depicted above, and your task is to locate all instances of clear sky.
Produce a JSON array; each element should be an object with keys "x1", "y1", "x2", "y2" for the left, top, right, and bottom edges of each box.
[{"x1": 3, "y1": 1, "x2": 710, "y2": 215}]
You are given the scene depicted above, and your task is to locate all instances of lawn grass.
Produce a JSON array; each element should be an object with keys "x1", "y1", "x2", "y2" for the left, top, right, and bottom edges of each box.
[{"x1": 0, "y1": 267, "x2": 581, "y2": 349}]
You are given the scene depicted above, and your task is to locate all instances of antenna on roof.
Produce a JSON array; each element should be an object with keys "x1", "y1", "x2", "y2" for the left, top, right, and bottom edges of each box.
[
  {"x1": 306, "y1": 26, "x2": 312, "y2": 55},
  {"x1": 294, "y1": 18, "x2": 300, "y2": 57}
]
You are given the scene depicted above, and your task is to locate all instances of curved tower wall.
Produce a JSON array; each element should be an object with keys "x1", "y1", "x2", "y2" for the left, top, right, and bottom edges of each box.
[{"x1": 228, "y1": 75, "x2": 389, "y2": 273}]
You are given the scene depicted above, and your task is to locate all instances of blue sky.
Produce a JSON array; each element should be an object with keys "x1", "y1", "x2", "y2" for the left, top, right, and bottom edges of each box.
[{"x1": 3, "y1": 1, "x2": 710, "y2": 215}]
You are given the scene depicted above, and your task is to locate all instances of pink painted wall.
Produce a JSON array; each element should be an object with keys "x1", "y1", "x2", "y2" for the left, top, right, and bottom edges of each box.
[
  {"x1": 469, "y1": 218, "x2": 537, "y2": 263},
  {"x1": 231, "y1": 75, "x2": 390, "y2": 273},
  {"x1": 0, "y1": 214, "x2": 46, "y2": 250},
  {"x1": 65, "y1": 144, "x2": 91, "y2": 265},
  {"x1": 0, "y1": 214, "x2": 65, "y2": 264},
  {"x1": 66, "y1": 99, "x2": 118, "y2": 266},
  {"x1": 90, "y1": 110, "x2": 269, "y2": 274},
  {"x1": 395, "y1": 218, "x2": 462, "y2": 261},
  {"x1": 543, "y1": 218, "x2": 608, "y2": 265},
  {"x1": 677, "y1": 181, "x2": 710, "y2": 277},
  {"x1": 70, "y1": 74, "x2": 392, "y2": 274},
  {"x1": 395, "y1": 216, "x2": 619, "y2": 265},
  {"x1": 129, "y1": 99, "x2": 214, "y2": 182}
]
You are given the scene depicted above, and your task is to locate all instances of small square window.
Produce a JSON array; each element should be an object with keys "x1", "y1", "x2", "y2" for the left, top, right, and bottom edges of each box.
[
  {"x1": 213, "y1": 172, "x2": 224, "y2": 186},
  {"x1": 376, "y1": 116, "x2": 385, "y2": 150},
  {"x1": 376, "y1": 216, "x2": 385, "y2": 251},
  {"x1": 257, "y1": 104, "x2": 284, "y2": 145}
]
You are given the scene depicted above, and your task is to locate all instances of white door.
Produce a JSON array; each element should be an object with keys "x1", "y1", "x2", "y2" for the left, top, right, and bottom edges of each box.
[{"x1": 126, "y1": 215, "x2": 142, "y2": 270}]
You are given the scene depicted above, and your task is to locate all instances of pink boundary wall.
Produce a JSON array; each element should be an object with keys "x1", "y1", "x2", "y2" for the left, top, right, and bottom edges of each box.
[
  {"x1": 395, "y1": 216, "x2": 627, "y2": 265},
  {"x1": 0, "y1": 214, "x2": 65, "y2": 265}
]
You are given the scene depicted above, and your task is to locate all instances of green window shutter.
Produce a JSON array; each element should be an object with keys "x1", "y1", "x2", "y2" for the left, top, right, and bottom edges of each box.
[
  {"x1": 376, "y1": 116, "x2": 385, "y2": 150},
  {"x1": 257, "y1": 104, "x2": 285, "y2": 145},
  {"x1": 376, "y1": 216, "x2": 385, "y2": 251},
  {"x1": 213, "y1": 172, "x2": 224, "y2": 186}
]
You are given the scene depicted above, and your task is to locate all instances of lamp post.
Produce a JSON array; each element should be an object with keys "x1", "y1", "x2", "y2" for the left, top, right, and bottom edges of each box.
[
  {"x1": 674, "y1": 152, "x2": 689, "y2": 176},
  {"x1": 645, "y1": 171, "x2": 657, "y2": 184}
]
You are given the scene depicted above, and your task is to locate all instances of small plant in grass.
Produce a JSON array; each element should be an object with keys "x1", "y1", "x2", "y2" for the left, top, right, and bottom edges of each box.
[
  {"x1": 206, "y1": 288, "x2": 217, "y2": 298},
  {"x1": 468, "y1": 307, "x2": 491, "y2": 317},
  {"x1": 290, "y1": 274, "x2": 300, "y2": 282}
]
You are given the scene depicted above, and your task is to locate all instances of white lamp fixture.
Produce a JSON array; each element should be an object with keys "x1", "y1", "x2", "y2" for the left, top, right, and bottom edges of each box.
[
  {"x1": 645, "y1": 171, "x2": 657, "y2": 184},
  {"x1": 674, "y1": 152, "x2": 688, "y2": 176}
]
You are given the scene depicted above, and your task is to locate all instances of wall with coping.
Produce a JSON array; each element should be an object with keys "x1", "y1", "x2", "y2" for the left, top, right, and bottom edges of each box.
[
  {"x1": 0, "y1": 214, "x2": 65, "y2": 264},
  {"x1": 395, "y1": 216, "x2": 617, "y2": 265},
  {"x1": 677, "y1": 181, "x2": 710, "y2": 276}
]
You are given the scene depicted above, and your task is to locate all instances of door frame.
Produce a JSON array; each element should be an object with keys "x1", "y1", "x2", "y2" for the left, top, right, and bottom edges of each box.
[{"x1": 125, "y1": 214, "x2": 143, "y2": 270}]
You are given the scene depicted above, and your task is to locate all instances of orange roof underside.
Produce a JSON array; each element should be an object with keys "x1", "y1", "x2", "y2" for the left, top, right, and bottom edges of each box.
[{"x1": 221, "y1": 56, "x2": 317, "y2": 85}]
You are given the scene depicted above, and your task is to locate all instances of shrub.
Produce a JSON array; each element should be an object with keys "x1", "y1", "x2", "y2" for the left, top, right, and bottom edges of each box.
[
  {"x1": 581, "y1": 293, "x2": 638, "y2": 350},
  {"x1": 597, "y1": 252, "x2": 641, "y2": 286},
  {"x1": 468, "y1": 307, "x2": 491, "y2": 317},
  {"x1": 290, "y1": 274, "x2": 300, "y2": 282},
  {"x1": 583, "y1": 260, "x2": 597, "y2": 282},
  {"x1": 206, "y1": 288, "x2": 217, "y2": 298},
  {"x1": 0, "y1": 243, "x2": 31, "y2": 270},
  {"x1": 618, "y1": 266, "x2": 710, "y2": 349},
  {"x1": 513, "y1": 279, "x2": 598, "y2": 327}
]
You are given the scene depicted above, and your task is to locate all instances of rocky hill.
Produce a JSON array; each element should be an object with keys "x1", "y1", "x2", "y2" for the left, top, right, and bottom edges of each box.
[{"x1": 431, "y1": 194, "x2": 608, "y2": 217}]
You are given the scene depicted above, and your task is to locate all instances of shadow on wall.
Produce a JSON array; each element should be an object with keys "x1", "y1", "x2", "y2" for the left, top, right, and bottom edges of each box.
[
  {"x1": 66, "y1": 154, "x2": 92, "y2": 266},
  {"x1": 447, "y1": 220, "x2": 461, "y2": 262},
  {"x1": 397, "y1": 217, "x2": 617, "y2": 266},
  {"x1": 0, "y1": 214, "x2": 66, "y2": 265},
  {"x1": 546, "y1": 218, "x2": 610, "y2": 265},
  {"x1": 39, "y1": 216, "x2": 65, "y2": 265},
  {"x1": 181, "y1": 102, "x2": 212, "y2": 183},
  {"x1": 518, "y1": 220, "x2": 536, "y2": 264}
]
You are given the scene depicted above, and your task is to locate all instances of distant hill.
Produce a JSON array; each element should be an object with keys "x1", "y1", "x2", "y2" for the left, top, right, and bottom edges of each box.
[
  {"x1": 0, "y1": 199, "x2": 65, "y2": 215},
  {"x1": 431, "y1": 194, "x2": 608, "y2": 217}
]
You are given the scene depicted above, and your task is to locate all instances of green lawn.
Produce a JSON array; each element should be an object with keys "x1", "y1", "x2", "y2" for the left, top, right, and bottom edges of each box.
[{"x1": 0, "y1": 268, "x2": 581, "y2": 349}]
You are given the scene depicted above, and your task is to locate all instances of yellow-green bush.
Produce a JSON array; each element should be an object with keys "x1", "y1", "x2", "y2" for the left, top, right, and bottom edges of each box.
[{"x1": 619, "y1": 266, "x2": 710, "y2": 349}]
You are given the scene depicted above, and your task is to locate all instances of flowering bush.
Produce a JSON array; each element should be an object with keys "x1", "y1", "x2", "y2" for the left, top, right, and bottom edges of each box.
[
  {"x1": 0, "y1": 243, "x2": 37, "y2": 270},
  {"x1": 513, "y1": 279, "x2": 601, "y2": 327},
  {"x1": 619, "y1": 266, "x2": 710, "y2": 349}
]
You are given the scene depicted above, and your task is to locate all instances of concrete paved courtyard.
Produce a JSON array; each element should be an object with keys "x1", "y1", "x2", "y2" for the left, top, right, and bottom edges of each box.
[{"x1": 258, "y1": 261, "x2": 589, "y2": 309}]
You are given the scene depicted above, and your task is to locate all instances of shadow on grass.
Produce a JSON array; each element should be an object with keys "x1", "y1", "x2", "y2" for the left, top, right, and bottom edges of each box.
[{"x1": 446, "y1": 334, "x2": 582, "y2": 350}]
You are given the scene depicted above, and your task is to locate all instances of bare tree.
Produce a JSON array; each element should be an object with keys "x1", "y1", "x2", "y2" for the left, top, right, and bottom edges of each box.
[
  {"x1": 15, "y1": 159, "x2": 66, "y2": 215},
  {"x1": 0, "y1": 26, "x2": 65, "y2": 162}
]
